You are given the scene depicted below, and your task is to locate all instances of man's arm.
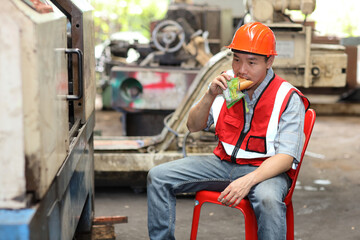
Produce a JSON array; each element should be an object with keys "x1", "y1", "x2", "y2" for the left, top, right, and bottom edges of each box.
[
  {"x1": 187, "y1": 73, "x2": 231, "y2": 132},
  {"x1": 187, "y1": 90, "x2": 215, "y2": 132}
]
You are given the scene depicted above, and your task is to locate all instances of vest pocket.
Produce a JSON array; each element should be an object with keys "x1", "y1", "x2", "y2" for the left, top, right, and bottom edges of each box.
[
  {"x1": 246, "y1": 136, "x2": 267, "y2": 154},
  {"x1": 224, "y1": 114, "x2": 242, "y2": 128},
  {"x1": 217, "y1": 114, "x2": 243, "y2": 144}
]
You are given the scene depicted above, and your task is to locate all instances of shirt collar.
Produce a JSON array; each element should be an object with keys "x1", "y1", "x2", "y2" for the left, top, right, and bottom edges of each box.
[{"x1": 245, "y1": 67, "x2": 274, "y2": 103}]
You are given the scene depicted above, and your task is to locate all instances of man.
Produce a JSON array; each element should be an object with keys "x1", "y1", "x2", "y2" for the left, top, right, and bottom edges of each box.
[{"x1": 147, "y1": 22, "x2": 309, "y2": 240}]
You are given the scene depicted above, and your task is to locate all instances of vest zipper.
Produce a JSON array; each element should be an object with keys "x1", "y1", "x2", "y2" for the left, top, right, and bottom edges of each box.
[{"x1": 230, "y1": 100, "x2": 247, "y2": 163}]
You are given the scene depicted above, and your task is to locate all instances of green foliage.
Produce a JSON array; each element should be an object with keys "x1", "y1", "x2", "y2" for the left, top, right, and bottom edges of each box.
[
  {"x1": 90, "y1": 0, "x2": 169, "y2": 45},
  {"x1": 342, "y1": 14, "x2": 357, "y2": 37}
]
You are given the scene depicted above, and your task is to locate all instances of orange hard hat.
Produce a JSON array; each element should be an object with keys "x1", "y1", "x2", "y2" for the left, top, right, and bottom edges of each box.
[{"x1": 226, "y1": 22, "x2": 277, "y2": 56}]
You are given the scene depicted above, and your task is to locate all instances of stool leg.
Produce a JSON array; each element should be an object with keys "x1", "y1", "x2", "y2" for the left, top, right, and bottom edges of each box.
[
  {"x1": 190, "y1": 199, "x2": 203, "y2": 240},
  {"x1": 236, "y1": 200, "x2": 258, "y2": 240},
  {"x1": 286, "y1": 202, "x2": 294, "y2": 240},
  {"x1": 243, "y1": 210, "x2": 258, "y2": 239}
]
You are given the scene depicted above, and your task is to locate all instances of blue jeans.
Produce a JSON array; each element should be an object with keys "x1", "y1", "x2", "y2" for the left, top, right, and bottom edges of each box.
[{"x1": 147, "y1": 155, "x2": 291, "y2": 240}]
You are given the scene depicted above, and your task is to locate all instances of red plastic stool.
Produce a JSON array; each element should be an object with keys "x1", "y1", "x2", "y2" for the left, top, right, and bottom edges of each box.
[{"x1": 190, "y1": 109, "x2": 316, "y2": 240}]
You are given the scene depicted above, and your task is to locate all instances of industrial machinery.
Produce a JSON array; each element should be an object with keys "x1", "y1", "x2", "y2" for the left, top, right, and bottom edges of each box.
[
  {"x1": 0, "y1": 0, "x2": 96, "y2": 239},
  {"x1": 247, "y1": 0, "x2": 347, "y2": 88},
  {"x1": 97, "y1": 3, "x2": 224, "y2": 136},
  {"x1": 94, "y1": 0, "x2": 350, "y2": 188}
]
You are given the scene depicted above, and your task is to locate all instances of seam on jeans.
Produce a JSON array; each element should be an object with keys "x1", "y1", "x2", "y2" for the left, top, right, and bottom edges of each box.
[
  {"x1": 167, "y1": 188, "x2": 173, "y2": 239},
  {"x1": 173, "y1": 178, "x2": 230, "y2": 190}
]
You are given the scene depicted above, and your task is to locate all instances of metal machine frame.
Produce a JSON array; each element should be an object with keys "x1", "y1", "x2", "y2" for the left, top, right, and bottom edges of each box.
[{"x1": 0, "y1": 0, "x2": 95, "y2": 239}]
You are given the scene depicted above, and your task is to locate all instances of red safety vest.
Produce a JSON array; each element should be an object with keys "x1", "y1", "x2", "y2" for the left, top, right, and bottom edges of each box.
[{"x1": 212, "y1": 74, "x2": 310, "y2": 179}]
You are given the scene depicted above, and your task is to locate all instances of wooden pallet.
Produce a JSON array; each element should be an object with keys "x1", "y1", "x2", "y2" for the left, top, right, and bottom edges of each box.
[{"x1": 75, "y1": 216, "x2": 128, "y2": 240}]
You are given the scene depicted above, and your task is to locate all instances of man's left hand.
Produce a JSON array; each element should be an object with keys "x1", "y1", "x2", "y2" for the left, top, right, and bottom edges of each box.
[{"x1": 217, "y1": 174, "x2": 254, "y2": 208}]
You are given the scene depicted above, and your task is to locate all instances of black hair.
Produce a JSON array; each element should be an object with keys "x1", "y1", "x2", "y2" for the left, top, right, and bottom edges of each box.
[{"x1": 231, "y1": 49, "x2": 271, "y2": 62}]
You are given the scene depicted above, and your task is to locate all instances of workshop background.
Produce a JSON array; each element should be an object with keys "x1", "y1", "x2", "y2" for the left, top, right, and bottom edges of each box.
[{"x1": 0, "y1": 0, "x2": 359, "y2": 239}]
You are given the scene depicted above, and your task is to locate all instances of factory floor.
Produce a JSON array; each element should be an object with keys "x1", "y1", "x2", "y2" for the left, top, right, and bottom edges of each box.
[{"x1": 93, "y1": 111, "x2": 360, "y2": 240}]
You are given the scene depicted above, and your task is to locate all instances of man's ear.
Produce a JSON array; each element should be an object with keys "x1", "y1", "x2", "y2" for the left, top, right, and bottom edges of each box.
[{"x1": 266, "y1": 55, "x2": 275, "y2": 69}]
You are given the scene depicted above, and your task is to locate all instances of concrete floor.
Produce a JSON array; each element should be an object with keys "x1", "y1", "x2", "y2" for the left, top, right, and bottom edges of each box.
[{"x1": 94, "y1": 115, "x2": 360, "y2": 240}]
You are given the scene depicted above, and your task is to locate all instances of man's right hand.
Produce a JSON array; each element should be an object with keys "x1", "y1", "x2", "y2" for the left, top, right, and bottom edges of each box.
[
  {"x1": 187, "y1": 72, "x2": 232, "y2": 132},
  {"x1": 208, "y1": 72, "x2": 232, "y2": 97}
]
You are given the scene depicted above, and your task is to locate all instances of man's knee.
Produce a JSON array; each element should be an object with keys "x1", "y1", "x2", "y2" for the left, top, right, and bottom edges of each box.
[
  {"x1": 258, "y1": 193, "x2": 282, "y2": 212},
  {"x1": 251, "y1": 178, "x2": 288, "y2": 213},
  {"x1": 147, "y1": 166, "x2": 160, "y2": 185},
  {"x1": 251, "y1": 188, "x2": 286, "y2": 218},
  {"x1": 147, "y1": 163, "x2": 170, "y2": 185}
]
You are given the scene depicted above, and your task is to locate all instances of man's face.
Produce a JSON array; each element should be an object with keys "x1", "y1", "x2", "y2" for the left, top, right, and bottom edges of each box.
[{"x1": 232, "y1": 52, "x2": 274, "y2": 91}]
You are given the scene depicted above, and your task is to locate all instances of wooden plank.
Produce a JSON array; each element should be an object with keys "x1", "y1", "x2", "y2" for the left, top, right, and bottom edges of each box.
[{"x1": 93, "y1": 216, "x2": 128, "y2": 225}]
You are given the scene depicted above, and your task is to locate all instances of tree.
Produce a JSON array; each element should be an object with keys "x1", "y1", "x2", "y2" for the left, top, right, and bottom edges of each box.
[{"x1": 90, "y1": 0, "x2": 169, "y2": 45}]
